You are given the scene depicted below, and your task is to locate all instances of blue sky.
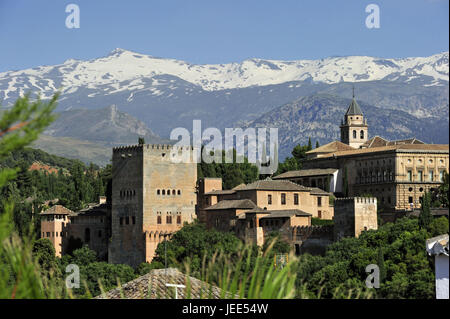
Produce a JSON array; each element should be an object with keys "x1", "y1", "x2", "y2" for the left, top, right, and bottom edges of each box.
[{"x1": 0, "y1": 0, "x2": 448, "y2": 72}]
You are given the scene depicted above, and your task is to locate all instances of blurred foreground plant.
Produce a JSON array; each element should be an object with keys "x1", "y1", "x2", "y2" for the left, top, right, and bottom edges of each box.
[{"x1": 0, "y1": 93, "x2": 60, "y2": 298}]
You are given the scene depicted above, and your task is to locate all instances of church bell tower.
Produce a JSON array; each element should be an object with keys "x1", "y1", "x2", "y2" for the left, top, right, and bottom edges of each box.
[{"x1": 340, "y1": 89, "x2": 368, "y2": 149}]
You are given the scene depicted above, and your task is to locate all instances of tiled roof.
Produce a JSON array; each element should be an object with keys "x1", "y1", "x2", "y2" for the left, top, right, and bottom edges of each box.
[
  {"x1": 204, "y1": 189, "x2": 236, "y2": 195},
  {"x1": 237, "y1": 179, "x2": 311, "y2": 192},
  {"x1": 306, "y1": 141, "x2": 355, "y2": 154},
  {"x1": 72, "y1": 203, "x2": 108, "y2": 217},
  {"x1": 95, "y1": 268, "x2": 234, "y2": 299},
  {"x1": 260, "y1": 209, "x2": 312, "y2": 219},
  {"x1": 362, "y1": 136, "x2": 426, "y2": 148},
  {"x1": 40, "y1": 205, "x2": 74, "y2": 215},
  {"x1": 316, "y1": 143, "x2": 449, "y2": 158},
  {"x1": 273, "y1": 168, "x2": 338, "y2": 179},
  {"x1": 205, "y1": 199, "x2": 257, "y2": 210},
  {"x1": 387, "y1": 138, "x2": 425, "y2": 146},
  {"x1": 361, "y1": 136, "x2": 389, "y2": 148},
  {"x1": 345, "y1": 98, "x2": 363, "y2": 115},
  {"x1": 308, "y1": 187, "x2": 331, "y2": 196}
]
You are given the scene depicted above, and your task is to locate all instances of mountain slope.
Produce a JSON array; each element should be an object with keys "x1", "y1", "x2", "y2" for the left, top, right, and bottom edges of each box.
[
  {"x1": 32, "y1": 135, "x2": 111, "y2": 167},
  {"x1": 45, "y1": 104, "x2": 165, "y2": 146},
  {"x1": 245, "y1": 94, "x2": 450, "y2": 159}
]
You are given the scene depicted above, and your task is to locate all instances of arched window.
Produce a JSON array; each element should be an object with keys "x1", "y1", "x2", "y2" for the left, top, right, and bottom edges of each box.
[
  {"x1": 353, "y1": 130, "x2": 357, "y2": 139},
  {"x1": 162, "y1": 189, "x2": 165, "y2": 195},
  {"x1": 360, "y1": 130, "x2": 364, "y2": 139},
  {"x1": 167, "y1": 189, "x2": 170, "y2": 195},
  {"x1": 157, "y1": 189, "x2": 160, "y2": 195},
  {"x1": 177, "y1": 190, "x2": 181, "y2": 195}
]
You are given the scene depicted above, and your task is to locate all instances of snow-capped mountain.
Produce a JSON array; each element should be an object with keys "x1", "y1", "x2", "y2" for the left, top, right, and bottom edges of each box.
[
  {"x1": 0, "y1": 49, "x2": 448, "y2": 151},
  {"x1": 0, "y1": 48, "x2": 448, "y2": 102}
]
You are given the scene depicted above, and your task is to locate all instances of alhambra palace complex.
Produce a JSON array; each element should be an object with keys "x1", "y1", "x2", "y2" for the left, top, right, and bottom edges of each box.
[{"x1": 40, "y1": 96, "x2": 449, "y2": 267}]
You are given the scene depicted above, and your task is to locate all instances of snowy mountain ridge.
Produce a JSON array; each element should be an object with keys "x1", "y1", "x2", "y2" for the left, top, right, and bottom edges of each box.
[{"x1": 1, "y1": 48, "x2": 448, "y2": 101}]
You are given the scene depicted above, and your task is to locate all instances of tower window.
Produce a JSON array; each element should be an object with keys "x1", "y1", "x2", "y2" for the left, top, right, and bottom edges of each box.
[
  {"x1": 360, "y1": 130, "x2": 364, "y2": 139},
  {"x1": 353, "y1": 130, "x2": 357, "y2": 139},
  {"x1": 268, "y1": 194, "x2": 272, "y2": 205}
]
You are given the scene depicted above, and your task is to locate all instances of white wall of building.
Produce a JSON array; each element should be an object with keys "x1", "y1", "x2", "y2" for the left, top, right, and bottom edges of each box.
[{"x1": 435, "y1": 255, "x2": 449, "y2": 299}]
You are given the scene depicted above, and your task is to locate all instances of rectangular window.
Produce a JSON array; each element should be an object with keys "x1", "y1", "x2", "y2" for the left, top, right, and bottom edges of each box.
[
  {"x1": 439, "y1": 170, "x2": 444, "y2": 182},
  {"x1": 407, "y1": 170, "x2": 412, "y2": 182},
  {"x1": 177, "y1": 216, "x2": 181, "y2": 224},
  {"x1": 60, "y1": 232, "x2": 63, "y2": 237},
  {"x1": 417, "y1": 170, "x2": 423, "y2": 182},
  {"x1": 157, "y1": 216, "x2": 162, "y2": 224},
  {"x1": 317, "y1": 197, "x2": 322, "y2": 207},
  {"x1": 409, "y1": 196, "x2": 413, "y2": 204},
  {"x1": 132, "y1": 216, "x2": 136, "y2": 225},
  {"x1": 125, "y1": 216, "x2": 129, "y2": 225},
  {"x1": 294, "y1": 193, "x2": 299, "y2": 205},
  {"x1": 166, "y1": 216, "x2": 172, "y2": 224},
  {"x1": 281, "y1": 193, "x2": 286, "y2": 205},
  {"x1": 429, "y1": 170, "x2": 434, "y2": 182},
  {"x1": 46, "y1": 232, "x2": 50, "y2": 237},
  {"x1": 267, "y1": 194, "x2": 272, "y2": 205}
]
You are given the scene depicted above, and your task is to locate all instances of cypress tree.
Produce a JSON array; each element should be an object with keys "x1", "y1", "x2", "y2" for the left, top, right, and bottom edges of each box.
[
  {"x1": 377, "y1": 247, "x2": 386, "y2": 283},
  {"x1": 307, "y1": 137, "x2": 312, "y2": 151},
  {"x1": 419, "y1": 191, "x2": 432, "y2": 229}
]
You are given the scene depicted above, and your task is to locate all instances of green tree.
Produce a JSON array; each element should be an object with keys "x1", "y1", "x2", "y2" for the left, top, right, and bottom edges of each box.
[
  {"x1": 377, "y1": 247, "x2": 386, "y2": 283},
  {"x1": 32, "y1": 238, "x2": 59, "y2": 276},
  {"x1": 437, "y1": 171, "x2": 449, "y2": 207},
  {"x1": 419, "y1": 191, "x2": 432, "y2": 229}
]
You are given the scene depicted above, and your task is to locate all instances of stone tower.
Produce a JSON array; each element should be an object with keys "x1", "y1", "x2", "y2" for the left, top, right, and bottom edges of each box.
[
  {"x1": 108, "y1": 144, "x2": 197, "y2": 267},
  {"x1": 340, "y1": 90, "x2": 368, "y2": 148},
  {"x1": 333, "y1": 197, "x2": 378, "y2": 241}
]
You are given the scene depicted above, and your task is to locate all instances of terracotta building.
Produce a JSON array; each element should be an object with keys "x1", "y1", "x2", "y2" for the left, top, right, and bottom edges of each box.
[
  {"x1": 39, "y1": 201, "x2": 109, "y2": 259},
  {"x1": 197, "y1": 178, "x2": 334, "y2": 232}
]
